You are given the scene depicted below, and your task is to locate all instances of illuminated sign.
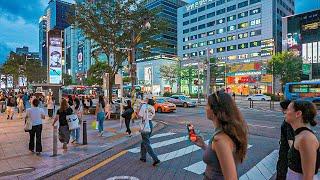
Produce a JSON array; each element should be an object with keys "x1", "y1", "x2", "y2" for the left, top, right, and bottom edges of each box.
[
  {"x1": 186, "y1": 0, "x2": 214, "y2": 11},
  {"x1": 49, "y1": 37, "x2": 62, "y2": 84},
  {"x1": 261, "y1": 39, "x2": 274, "y2": 57},
  {"x1": 302, "y1": 22, "x2": 320, "y2": 31},
  {"x1": 302, "y1": 41, "x2": 320, "y2": 64}
]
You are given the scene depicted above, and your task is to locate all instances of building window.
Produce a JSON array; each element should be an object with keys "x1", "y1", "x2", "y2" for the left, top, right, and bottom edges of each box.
[
  {"x1": 207, "y1": 40, "x2": 215, "y2": 45},
  {"x1": 183, "y1": 37, "x2": 189, "y2": 42},
  {"x1": 183, "y1": 12, "x2": 189, "y2": 18},
  {"x1": 216, "y1": 28, "x2": 226, "y2": 34},
  {"x1": 183, "y1": 21, "x2": 189, "y2": 26},
  {"x1": 190, "y1": 26, "x2": 197, "y2": 32},
  {"x1": 198, "y1": 24, "x2": 206, "y2": 30},
  {"x1": 199, "y1": 50, "x2": 206, "y2": 56},
  {"x1": 191, "y1": 52, "x2": 198, "y2": 57},
  {"x1": 227, "y1": 25, "x2": 236, "y2": 32},
  {"x1": 238, "y1": 32, "x2": 248, "y2": 39},
  {"x1": 199, "y1": 41, "x2": 207, "y2": 47},
  {"x1": 238, "y1": 11, "x2": 248, "y2": 18},
  {"x1": 190, "y1": 35, "x2": 197, "y2": 40},
  {"x1": 216, "y1": 18, "x2": 225, "y2": 24},
  {"x1": 190, "y1": 18, "x2": 197, "y2": 23},
  {"x1": 250, "y1": 52, "x2": 261, "y2": 57},
  {"x1": 207, "y1": 2, "x2": 215, "y2": 9},
  {"x1": 216, "y1": 0, "x2": 226, "y2": 6},
  {"x1": 207, "y1": 31, "x2": 215, "y2": 36},
  {"x1": 238, "y1": 22, "x2": 249, "y2": 29},
  {"x1": 250, "y1": 18, "x2": 261, "y2": 26},
  {"x1": 183, "y1": 29, "x2": 189, "y2": 34},
  {"x1": 198, "y1": 33, "x2": 207, "y2": 38},
  {"x1": 250, "y1": 29, "x2": 261, "y2": 36},
  {"x1": 198, "y1": 15, "x2": 206, "y2": 21},
  {"x1": 227, "y1": 35, "x2": 236, "y2": 41},
  {"x1": 207, "y1": 12, "x2": 215, "y2": 18},
  {"x1": 198, "y1": 6, "x2": 206, "y2": 12},
  {"x1": 250, "y1": 8, "x2": 261, "y2": 15},
  {"x1": 216, "y1": 8, "x2": 226, "y2": 15},
  {"x1": 238, "y1": 43, "x2": 249, "y2": 49},
  {"x1": 216, "y1": 37, "x2": 226, "y2": 43},
  {"x1": 227, "y1": 5, "x2": 236, "y2": 12},
  {"x1": 217, "y1": 47, "x2": 226, "y2": 53},
  {"x1": 250, "y1": 41, "x2": 261, "y2": 47},
  {"x1": 250, "y1": 0, "x2": 261, "y2": 4},
  {"x1": 207, "y1": 21, "x2": 215, "y2": 27},
  {"x1": 183, "y1": 54, "x2": 188, "y2": 57},
  {"x1": 238, "y1": 1, "x2": 248, "y2": 8},
  {"x1": 190, "y1": 9, "x2": 197, "y2": 15},
  {"x1": 183, "y1": 45, "x2": 190, "y2": 50},
  {"x1": 191, "y1": 43, "x2": 198, "y2": 48},
  {"x1": 227, "y1": 15, "x2": 236, "y2": 21},
  {"x1": 227, "y1": 45, "x2": 237, "y2": 51}
]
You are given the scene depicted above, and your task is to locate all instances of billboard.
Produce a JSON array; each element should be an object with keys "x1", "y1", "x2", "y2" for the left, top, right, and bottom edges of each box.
[
  {"x1": 18, "y1": 77, "x2": 27, "y2": 87},
  {"x1": 287, "y1": 32, "x2": 301, "y2": 56},
  {"x1": 49, "y1": 37, "x2": 62, "y2": 84},
  {"x1": 144, "y1": 67, "x2": 152, "y2": 85},
  {"x1": 77, "y1": 45, "x2": 84, "y2": 72},
  {"x1": 7, "y1": 76, "x2": 13, "y2": 88},
  {"x1": 0, "y1": 75, "x2": 6, "y2": 89}
]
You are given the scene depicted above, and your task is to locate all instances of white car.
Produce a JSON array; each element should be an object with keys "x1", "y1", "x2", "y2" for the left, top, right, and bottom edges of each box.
[{"x1": 247, "y1": 94, "x2": 271, "y2": 101}]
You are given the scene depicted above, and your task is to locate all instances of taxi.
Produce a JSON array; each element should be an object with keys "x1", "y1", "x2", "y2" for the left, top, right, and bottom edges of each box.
[{"x1": 154, "y1": 98, "x2": 176, "y2": 113}]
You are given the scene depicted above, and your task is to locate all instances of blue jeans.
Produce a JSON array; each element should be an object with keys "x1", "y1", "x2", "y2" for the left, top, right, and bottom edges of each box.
[
  {"x1": 71, "y1": 128, "x2": 80, "y2": 143},
  {"x1": 140, "y1": 121, "x2": 159, "y2": 161},
  {"x1": 97, "y1": 112, "x2": 105, "y2": 133}
]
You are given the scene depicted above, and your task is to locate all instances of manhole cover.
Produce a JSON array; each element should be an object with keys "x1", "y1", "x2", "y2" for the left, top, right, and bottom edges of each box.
[{"x1": 0, "y1": 167, "x2": 36, "y2": 177}]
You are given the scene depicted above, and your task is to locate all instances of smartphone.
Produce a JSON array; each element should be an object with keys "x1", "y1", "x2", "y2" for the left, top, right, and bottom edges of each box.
[{"x1": 187, "y1": 124, "x2": 197, "y2": 142}]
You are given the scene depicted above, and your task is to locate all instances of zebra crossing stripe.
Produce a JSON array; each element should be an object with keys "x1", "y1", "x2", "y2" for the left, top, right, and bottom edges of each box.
[
  {"x1": 183, "y1": 144, "x2": 253, "y2": 175},
  {"x1": 157, "y1": 140, "x2": 210, "y2": 162},
  {"x1": 239, "y1": 150, "x2": 278, "y2": 180},
  {"x1": 151, "y1": 132, "x2": 176, "y2": 139},
  {"x1": 128, "y1": 135, "x2": 189, "y2": 153}
]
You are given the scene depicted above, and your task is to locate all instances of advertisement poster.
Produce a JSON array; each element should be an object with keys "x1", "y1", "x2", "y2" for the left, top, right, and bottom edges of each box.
[
  {"x1": 18, "y1": 77, "x2": 27, "y2": 87},
  {"x1": 287, "y1": 32, "x2": 301, "y2": 56},
  {"x1": 7, "y1": 76, "x2": 13, "y2": 88},
  {"x1": 0, "y1": 75, "x2": 6, "y2": 89},
  {"x1": 49, "y1": 37, "x2": 62, "y2": 84},
  {"x1": 77, "y1": 45, "x2": 83, "y2": 72},
  {"x1": 144, "y1": 67, "x2": 152, "y2": 85}
]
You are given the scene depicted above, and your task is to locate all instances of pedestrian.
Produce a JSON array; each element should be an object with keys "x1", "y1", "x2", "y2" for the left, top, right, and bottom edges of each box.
[
  {"x1": 52, "y1": 98, "x2": 73, "y2": 150},
  {"x1": 122, "y1": 100, "x2": 134, "y2": 136},
  {"x1": 22, "y1": 92, "x2": 28, "y2": 110},
  {"x1": 276, "y1": 100, "x2": 294, "y2": 180},
  {"x1": 71, "y1": 96, "x2": 81, "y2": 144},
  {"x1": 95, "y1": 95, "x2": 105, "y2": 136},
  {"x1": 17, "y1": 95, "x2": 24, "y2": 119},
  {"x1": 105, "y1": 100, "x2": 112, "y2": 120},
  {"x1": 285, "y1": 100, "x2": 320, "y2": 179},
  {"x1": 138, "y1": 96, "x2": 160, "y2": 166},
  {"x1": 46, "y1": 93, "x2": 55, "y2": 120},
  {"x1": 25, "y1": 98, "x2": 46, "y2": 155},
  {"x1": 82, "y1": 96, "x2": 88, "y2": 114},
  {"x1": 232, "y1": 92, "x2": 236, "y2": 100},
  {"x1": 192, "y1": 91, "x2": 248, "y2": 179},
  {"x1": 6, "y1": 93, "x2": 16, "y2": 120},
  {"x1": 68, "y1": 95, "x2": 74, "y2": 110}
]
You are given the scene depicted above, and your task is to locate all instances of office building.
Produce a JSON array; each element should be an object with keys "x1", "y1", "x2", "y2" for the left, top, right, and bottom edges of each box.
[
  {"x1": 39, "y1": 16, "x2": 47, "y2": 66},
  {"x1": 16, "y1": 46, "x2": 29, "y2": 56},
  {"x1": 282, "y1": 9, "x2": 320, "y2": 80},
  {"x1": 177, "y1": 0, "x2": 294, "y2": 95}
]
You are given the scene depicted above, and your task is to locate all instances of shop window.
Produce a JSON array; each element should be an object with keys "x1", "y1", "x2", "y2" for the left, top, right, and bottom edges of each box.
[
  {"x1": 227, "y1": 15, "x2": 236, "y2": 22},
  {"x1": 238, "y1": 43, "x2": 249, "y2": 49}
]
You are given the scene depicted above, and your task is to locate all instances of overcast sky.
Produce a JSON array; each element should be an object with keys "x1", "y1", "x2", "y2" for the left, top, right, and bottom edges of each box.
[{"x1": 0, "y1": 0, "x2": 319, "y2": 63}]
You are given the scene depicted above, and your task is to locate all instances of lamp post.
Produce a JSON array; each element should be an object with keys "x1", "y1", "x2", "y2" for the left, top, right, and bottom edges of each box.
[{"x1": 206, "y1": 48, "x2": 210, "y2": 98}]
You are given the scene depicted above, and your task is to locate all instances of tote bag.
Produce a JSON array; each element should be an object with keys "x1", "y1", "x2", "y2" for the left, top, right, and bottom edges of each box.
[
  {"x1": 140, "y1": 105, "x2": 151, "y2": 133},
  {"x1": 66, "y1": 114, "x2": 80, "y2": 130},
  {"x1": 24, "y1": 115, "x2": 32, "y2": 132}
]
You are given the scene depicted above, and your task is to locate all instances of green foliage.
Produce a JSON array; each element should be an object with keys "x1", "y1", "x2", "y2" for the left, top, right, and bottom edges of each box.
[
  {"x1": 160, "y1": 64, "x2": 179, "y2": 91},
  {"x1": 122, "y1": 76, "x2": 131, "y2": 83},
  {"x1": 86, "y1": 61, "x2": 112, "y2": 86},
  {"x1": 163, "y1": 91, "x2": 173, "y2": 97},
  {"x1": 62, "y1": 73, "x2": 72, "y2": 86},
  {"x1": 268, "y1": 51, "x2": 303, "y2": 87}
]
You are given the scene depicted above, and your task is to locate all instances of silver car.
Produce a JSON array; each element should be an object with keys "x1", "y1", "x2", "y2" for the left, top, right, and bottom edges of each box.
[{"x1": 168, "y1": 95, "x2": 197, "y2": 108}]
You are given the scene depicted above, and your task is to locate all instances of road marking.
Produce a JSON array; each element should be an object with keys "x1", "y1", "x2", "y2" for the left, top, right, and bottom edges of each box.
[
  {"x1": 157, "y1": 140, "x2": 209, "y2": 162},
  {"x1": 151, "y1": 132, "x2": 176, "y2": 139},
  {"x1": 69, "y1": 150, "x2": 127, "y2": 180},
  {"x1": 128, "y1": 136, "x2": 189, "y2": 153},
  {"x1": 248, "y1": 124, "x2": 275, "y2": 129},
  {"x1": 106, "y1": 176, "x2": 139, "y2": 180},
  {"x1": 239, "y1": 150, "x2": 278, "y2": 180},
  {"x1": 183, "y1": 144, "x2": 253, "y2": 175}
]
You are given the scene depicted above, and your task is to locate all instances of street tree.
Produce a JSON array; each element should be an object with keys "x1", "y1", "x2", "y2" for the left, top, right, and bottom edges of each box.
[
  {"x1": 71, "y1": 0, "x2": 167, "y2": 101},
  {"x1": 208, "y1": 57, "x2": 225, "y2": 92},
  {"x1": 268, "y1": 51, "x2": 303, "y2": 91},
  {"x1": 159, "y1": 64, "x2": 179, "y2": 92},
  {"x1": 62, "y1": 73, "x2": 73, "y2": 86},
  {"x1": 86, "y1": 61, "x2": 112, "y2": 86}
]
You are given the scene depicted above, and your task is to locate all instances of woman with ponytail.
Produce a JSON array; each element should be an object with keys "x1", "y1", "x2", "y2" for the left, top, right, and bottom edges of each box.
[
  {"x1": 192, "y1": 91, "x2": 248, "y2": 180},
  {"x1": 285, "y1": 100, "x2": 319, "y2": 179}
]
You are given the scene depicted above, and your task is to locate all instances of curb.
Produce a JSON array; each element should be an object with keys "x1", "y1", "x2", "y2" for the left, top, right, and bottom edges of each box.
[{"x1": 36, "y1": 120, "x2": 167, "y2": 179}]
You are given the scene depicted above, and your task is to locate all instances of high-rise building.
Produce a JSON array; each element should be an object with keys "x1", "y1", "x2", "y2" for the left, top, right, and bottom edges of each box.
[
  {"x1": 39, "y1": 16, "x2": 47, "y2": 66},
  {"x1": 282, "y1": 9, "x2": 320, "y2": 80},
  {"x1": 16, "y1": 46, "x2": 29, "y2": 56},
  {"x1": 177, "y1": 0, "x2": 294, "y2": 95}
]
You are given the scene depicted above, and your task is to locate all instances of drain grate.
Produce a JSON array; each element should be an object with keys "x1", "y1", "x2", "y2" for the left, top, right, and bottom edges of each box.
[{"x1": 0, "y1": 167, "x2": 36, "y2": 177}]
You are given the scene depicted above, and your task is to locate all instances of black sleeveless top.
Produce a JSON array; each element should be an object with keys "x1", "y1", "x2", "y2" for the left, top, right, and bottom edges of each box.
[{"x1": 288, "y1": 127, "x2": 320, "y2": 174}]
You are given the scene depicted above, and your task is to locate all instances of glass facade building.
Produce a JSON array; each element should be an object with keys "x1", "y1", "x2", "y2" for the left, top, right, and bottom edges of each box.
[
  {"x1": 282, "y1": 9, "x2": 320, "y2": 80},
  {"x1": 39, "y1": 16, "x2": 47, "y2": 66},
  {"x1": 177, "y1": 0, "x2": 294, "y2": 95}
]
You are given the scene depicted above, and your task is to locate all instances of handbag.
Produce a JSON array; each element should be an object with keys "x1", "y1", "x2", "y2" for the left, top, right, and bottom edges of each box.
[
  {"x1": 24, "y1": 115, "x2": 32, "y2": 132},
  {"x1": 140, "y1": 105, "x2": 151, "y2": 133},
  {"x1": 66, "y1": 114, "x2": 80, "y2": 130}
]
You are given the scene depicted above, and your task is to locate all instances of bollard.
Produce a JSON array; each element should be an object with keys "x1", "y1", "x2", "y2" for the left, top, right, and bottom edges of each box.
[
  {"x1": 269, "y1": 100, "x2": 272, "y2": 110},
  {"x1": 83, "y1": 120, "x2": 87, "y2": 145},
  {"x1": 52, "y1": 125, "x2": 58, "y2": 157}
]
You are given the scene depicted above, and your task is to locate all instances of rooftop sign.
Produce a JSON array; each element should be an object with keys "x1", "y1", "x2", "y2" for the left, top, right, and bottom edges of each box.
[{"x1": 186, "y1": 0, "x2": 214, "y2": 11}]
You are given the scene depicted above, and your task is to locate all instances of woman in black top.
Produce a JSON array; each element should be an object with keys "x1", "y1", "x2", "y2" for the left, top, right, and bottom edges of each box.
[
  {"x1": 285, "y1": 100, "x2": 320, "y2": 179},
  {"x1": 52, "y1": 98, "x2": 73, "y2": 150},
  {"x1": 122, "y1": 100, "x2": 134, "y2": 136}
]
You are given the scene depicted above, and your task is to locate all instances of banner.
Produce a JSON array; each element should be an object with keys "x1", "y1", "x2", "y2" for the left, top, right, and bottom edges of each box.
[
  {"x1": 18, "y1": 77, "x2": 27, "y2": 87},
  {"x1": 7, "y1": 76, "x2": 13, "y2": 88},
  {"x1": 77, "y1": 45, "x2": 84, "y2": 72},
  {"x1": 49, "y1": 37, "x2": 62, "y2": 84},
  {"x1": 0, "y1": 75, "x2": 6, "y2": 89}
]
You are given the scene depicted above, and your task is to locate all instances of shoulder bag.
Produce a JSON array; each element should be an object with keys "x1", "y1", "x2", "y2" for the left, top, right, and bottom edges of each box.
[{"x1": 24, "y1": 112, "x2": 32, "y2": 132}]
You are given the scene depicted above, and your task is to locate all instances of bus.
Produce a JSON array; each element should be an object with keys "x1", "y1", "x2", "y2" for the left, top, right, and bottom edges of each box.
[{"x1": 284, "y1": 81, "x2": 320, "y2": 100}]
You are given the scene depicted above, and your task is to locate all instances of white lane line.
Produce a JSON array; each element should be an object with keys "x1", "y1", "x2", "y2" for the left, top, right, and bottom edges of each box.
[
  {"x1": 183, "y1": 144, "x2": 253, "y2": 175},
  {"x1": 248, "y1": 124, "x2": 275, "y2": 129},
  {"x1": 128, "y1": 136, "x2": 189, "y2": 153},
  {"x1": 151, "y1": 132, "x2": 176, "y2": 139},
  {"x1": 239, "y1": 150, "x2": 279, "y2": 180}
]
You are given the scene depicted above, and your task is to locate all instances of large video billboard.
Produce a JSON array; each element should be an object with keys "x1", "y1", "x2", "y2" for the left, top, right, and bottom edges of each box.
[
  {"x1": 48, "y1": 37, "x2": 62, "y2": 84},
  {"x1": 77, "y1": 45, "x2": 83, "y2": 72}
]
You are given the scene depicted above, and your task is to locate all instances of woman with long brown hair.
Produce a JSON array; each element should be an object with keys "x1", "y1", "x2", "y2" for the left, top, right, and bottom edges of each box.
[{"x1": 192, "y1": 91, "x2": 248, "y2": 179}]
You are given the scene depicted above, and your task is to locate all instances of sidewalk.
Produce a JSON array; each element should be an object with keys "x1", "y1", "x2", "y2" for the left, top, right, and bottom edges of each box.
[{"x1": 0, "y1": 112, "x2": 153, "y2": 179}]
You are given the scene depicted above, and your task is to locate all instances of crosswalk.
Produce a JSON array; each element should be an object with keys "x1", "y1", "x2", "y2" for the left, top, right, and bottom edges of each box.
[{"x1": 127, "y1": 132, "x2": 280, "y2": 180}]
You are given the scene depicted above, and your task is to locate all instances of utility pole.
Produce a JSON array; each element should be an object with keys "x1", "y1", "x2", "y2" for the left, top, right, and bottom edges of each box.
[
  {"x1": 206, "y1": 49, "x2": 210, "y2": 98},
  {"x1": 197, "y1": 63, "x2": 201, "y2": 103}
]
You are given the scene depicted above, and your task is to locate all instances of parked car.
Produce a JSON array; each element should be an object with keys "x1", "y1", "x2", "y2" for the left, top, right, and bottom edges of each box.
[
  {"x1": 168, "y1": 95, "x2": 197, "y2": 108},
  {"x1": 154, "y1": 98, "x2": 176, "y2": 113},
  {"x1": 247, "y1": 94, "x2": 271, "y2": 101}
]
